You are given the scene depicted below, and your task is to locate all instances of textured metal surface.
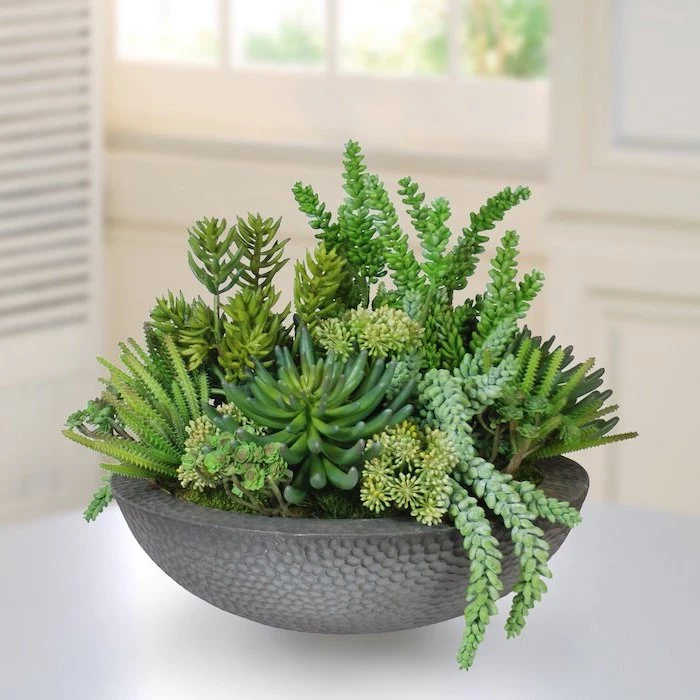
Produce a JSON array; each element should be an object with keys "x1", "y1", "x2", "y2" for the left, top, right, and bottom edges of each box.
[{"x1": 112, "y1": 457, "x2": 589, "y2": 634}]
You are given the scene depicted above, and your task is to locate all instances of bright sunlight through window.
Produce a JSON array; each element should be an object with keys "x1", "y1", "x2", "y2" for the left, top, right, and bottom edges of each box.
[
  {"x1": 233, "y1": 0, "x2": 326, "y2": 69},
  {"x1": 117, "y1": 0, "x2": 219, "y2": 64},
  {"x1": 116, "y1": 0, "x2": 550, "y2": 79}
]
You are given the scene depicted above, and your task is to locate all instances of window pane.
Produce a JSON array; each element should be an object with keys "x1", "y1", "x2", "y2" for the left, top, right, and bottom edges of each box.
[
  {"x1": 462, "y1": 0, "x2": 550, "y2": 78},
  {"x1": 233, "y1": 0, "x2": 325, "y2": 68},
  {"x1": 117, "y1": 0, "x2": 218, "y2": 64},
  {"x1": 339, "y1": 0, "x2": 449, "y2": 76}
]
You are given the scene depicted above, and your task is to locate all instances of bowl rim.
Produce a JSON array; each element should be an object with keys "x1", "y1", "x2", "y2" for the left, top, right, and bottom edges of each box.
[{"x1": 111, "y1": 456, "x2": 589, "y2": 538}]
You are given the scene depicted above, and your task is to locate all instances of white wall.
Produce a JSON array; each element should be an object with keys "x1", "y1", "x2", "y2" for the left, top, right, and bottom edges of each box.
[{"x1": 546, "y1": 0, "x2": 700, "y2": 515}]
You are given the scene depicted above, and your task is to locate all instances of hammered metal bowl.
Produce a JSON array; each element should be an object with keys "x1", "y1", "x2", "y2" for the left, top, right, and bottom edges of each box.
[{"x1": 112, "y1": 456, "x2": 588, "y2": 633}]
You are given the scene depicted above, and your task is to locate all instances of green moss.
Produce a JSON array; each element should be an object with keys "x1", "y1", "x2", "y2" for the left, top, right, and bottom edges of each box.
[
  {"x1": 514, "y1": 461, "x2": 544, "y2": 486},
  {"x1": 309, "y1": 491, "x2": 379, "y2": 520},
  {"x1": 175, "y1": 486, "x2": 255, "y2": 513}
]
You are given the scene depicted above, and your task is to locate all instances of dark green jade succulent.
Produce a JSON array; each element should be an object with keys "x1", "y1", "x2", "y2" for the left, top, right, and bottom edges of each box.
[{"x1": 220, "y1": 326, "x2": 415, "y2": 504}]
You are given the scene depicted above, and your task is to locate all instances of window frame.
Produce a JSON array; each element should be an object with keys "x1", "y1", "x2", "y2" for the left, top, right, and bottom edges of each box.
[{"x1": 104, "y1": 0, "x2": 549, "y2": 158}]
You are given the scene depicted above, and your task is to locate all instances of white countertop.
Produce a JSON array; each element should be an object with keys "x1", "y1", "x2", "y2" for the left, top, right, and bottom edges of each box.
[{"x1": 1, "y1": 500, "x2": 698, "y2": 700}]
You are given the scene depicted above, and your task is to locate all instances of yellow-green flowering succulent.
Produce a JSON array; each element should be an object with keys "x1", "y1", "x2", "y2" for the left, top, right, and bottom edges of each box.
[
  {"x1": 361, "y1": 421, "x2": 458, "y2": 525},
  {"x1": 313, "y1": 306, "x2": 423, "y2": 360}
]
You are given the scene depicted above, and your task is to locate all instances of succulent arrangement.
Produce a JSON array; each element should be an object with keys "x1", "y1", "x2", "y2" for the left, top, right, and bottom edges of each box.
[{"x1": 65, "y1": 141, "x2": 636, "y2": 670}]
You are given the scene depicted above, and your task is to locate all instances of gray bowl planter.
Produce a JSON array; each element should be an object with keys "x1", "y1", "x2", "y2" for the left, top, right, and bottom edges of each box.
[{"x1": 112, "y1": 456, "x2": 588, "y2": 634}]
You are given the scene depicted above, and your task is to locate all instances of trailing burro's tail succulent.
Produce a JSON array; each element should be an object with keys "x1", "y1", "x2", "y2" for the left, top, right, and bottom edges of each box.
[{"x1": 219, "y1": 326, "x2": 416, "y2": 504}]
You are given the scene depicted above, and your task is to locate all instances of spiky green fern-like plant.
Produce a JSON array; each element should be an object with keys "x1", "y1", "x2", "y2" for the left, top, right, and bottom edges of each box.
[
  {"x1": 152, "y1": 213, "x2": 292, "y2": 374},
  {"x1": 187, "y1": 217, "x2": 243, "y2": 342},
  {"x1": 339, "y1": 140, "x2": 387, "y2": 288},
  {"x1": 441, "y1": 185, "x2": 531, "y2": 294},
  {"x1": 294, "y1": 141, "x2": 388, "y2": 306},
  {"x1": 365, "y1": 173, "x2": 422, "y2": 294},
  {"x1": 415, "y1": 291, "x2": 478, "y2": 371},
  {"x1": 485, "y1": 331, "x2": 638, "y2": 475},
  {"x1": 219, "y1": 327, "x2": 416, "y2": 504},
  {"x1": 231, "y1": 213, "x2": 289, "y2": 291},
  {"x1": 470, "y1": 231, "x2": 544, "y2": 352},
  {"x1": 150, "y1": 292, "x2": 216, "y2": 370},
  {"x1": 294, "y1": 243, "x2": 349, "y2": 331},
  {"x1": 294, "y1": 141, "x2": 538, "y2": 370},
  {"x1": 218, "y1": 287, "x2": 290, "y2": 381},
  {"x1": 398, "y1": 177, "x2": 454, "y2": 287},
  {"x1": 64, "y1": 331, "x2": 209, "y2": 520}
]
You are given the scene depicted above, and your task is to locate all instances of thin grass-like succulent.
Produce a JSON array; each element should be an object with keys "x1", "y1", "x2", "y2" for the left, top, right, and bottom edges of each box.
[{"x1": 64, "y1": 329, "x2": 210, "y2": 518}]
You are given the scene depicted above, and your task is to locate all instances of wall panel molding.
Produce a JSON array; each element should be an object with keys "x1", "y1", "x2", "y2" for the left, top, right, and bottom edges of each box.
[
  {"x1": 107, "y1": 132, "x2": 548, "y2": 182},
  {"x1": 611, "y1": 0, "x2": 700, "y2": 155},
  {"x1": 545, "y1": 214, "x2": 700, "y2": 513},
  {"x1": 552, "y1": 0, "x2": 700, "y2": 222}
]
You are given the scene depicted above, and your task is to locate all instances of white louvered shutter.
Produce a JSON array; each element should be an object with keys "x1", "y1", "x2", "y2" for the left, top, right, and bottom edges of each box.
[
  {"x1": 0, "y1": 0, "x2": 101, "y2": 520},
  {"x1": 0, "y1": 0, "x2": 101, "y2": 386}
]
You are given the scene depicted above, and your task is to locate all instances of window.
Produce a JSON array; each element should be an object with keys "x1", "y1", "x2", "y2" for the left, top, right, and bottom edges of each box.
[
  {"x1": 339, "y1": 0, "x2": 449, "y2": 76},
  {"x1": 106, "y1": 0, "x2": 549, "y2": 155},
  {"x1": 233, "y1": 0, "x2": 326, "y2": 69}
]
